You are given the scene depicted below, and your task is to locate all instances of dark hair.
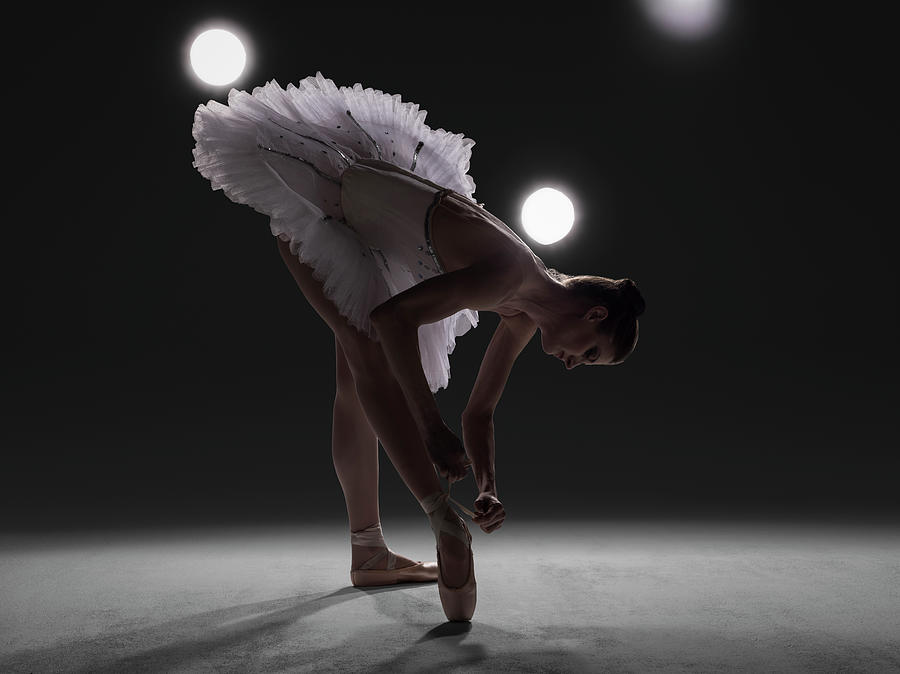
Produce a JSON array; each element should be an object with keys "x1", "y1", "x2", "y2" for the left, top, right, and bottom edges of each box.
[{"x1": 548, "y1": 269, "x2": 645, "y2": 364}]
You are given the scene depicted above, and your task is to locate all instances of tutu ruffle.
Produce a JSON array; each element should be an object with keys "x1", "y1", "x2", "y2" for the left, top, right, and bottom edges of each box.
[{"x1": 191, "y1": 72, "x2": 479, "y2": 393}]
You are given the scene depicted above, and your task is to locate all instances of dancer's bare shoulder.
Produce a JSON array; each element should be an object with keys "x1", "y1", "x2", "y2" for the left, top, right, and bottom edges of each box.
[{"x1": 432, "y1": 198, "x2": 540, "y2": 283}]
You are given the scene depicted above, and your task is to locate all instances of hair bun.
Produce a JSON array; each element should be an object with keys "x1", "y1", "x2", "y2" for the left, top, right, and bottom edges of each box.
[{"x1": 618, "y1": 278, "x2": 646, "y2": 318}]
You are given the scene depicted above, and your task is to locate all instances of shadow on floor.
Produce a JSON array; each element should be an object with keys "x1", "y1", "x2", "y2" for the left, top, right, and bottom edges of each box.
[{"x1": 0, "y1": 582, "x2": 596, "y2": 673}]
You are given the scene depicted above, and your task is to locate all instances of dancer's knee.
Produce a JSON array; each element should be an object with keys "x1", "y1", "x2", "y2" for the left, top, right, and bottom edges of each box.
[
  {"x1": 342, "y1": 334, "x2": 391, "y2": 387},
  {"x1": 334, "y1": 336, "x2": 357, "y2": 398}
]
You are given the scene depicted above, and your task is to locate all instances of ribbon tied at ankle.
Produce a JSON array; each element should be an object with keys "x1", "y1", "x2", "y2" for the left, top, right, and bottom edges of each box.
[
  {"x1": 418, "y1": 479, "x2": 476, "y2": 520},
  {"x1": 350, "y1": 522, "x2": 398, "y2": 570}
]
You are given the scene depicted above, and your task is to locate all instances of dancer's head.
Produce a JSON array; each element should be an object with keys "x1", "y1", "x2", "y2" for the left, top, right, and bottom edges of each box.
[{"x1": 540, "y1": 272, "x2": 645, "y2": 368}]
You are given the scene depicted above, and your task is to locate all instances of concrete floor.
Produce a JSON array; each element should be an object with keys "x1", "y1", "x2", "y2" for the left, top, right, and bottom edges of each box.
[{"x1": 1, "y1": 519, "x2": 898, "y2": 673}]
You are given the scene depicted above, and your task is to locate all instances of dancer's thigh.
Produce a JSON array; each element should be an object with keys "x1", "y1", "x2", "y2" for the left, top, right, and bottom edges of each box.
[{"x1": 276, "y1": 237, "x2": 387, "y2": 381}]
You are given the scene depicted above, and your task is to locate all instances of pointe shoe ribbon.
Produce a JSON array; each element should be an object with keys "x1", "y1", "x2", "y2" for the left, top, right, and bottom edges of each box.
[
  {"x1": 421, "y1": 475, "x2": 476, "y2": 520},
  {"x1": 449, "y1": 494, "x2": 476, "y2": 519},
  {"x1": 349, "y1": 522, "x2": 438, "y2": 587},
  {"x1": 350, "y1": 522, "x2": 397, "y2": 570}
]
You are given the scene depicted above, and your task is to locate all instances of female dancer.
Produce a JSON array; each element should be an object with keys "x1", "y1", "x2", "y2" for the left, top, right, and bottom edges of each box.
[{"x1": 192, "y1": 72, "x2": 644, "y2": 622}]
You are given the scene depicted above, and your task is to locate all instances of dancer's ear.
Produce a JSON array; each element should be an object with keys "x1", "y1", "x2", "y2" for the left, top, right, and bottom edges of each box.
[{"x1": 583, "y1": 305, "x2": 608, "y2": 322}]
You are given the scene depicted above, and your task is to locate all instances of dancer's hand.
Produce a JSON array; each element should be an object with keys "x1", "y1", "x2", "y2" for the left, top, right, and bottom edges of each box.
[
  {"x1": 472, "y1": 492, "x2": 505, "y2": 533},
  {"x1": 425, "y1": 423, "x2": 472, "y2": 483}
]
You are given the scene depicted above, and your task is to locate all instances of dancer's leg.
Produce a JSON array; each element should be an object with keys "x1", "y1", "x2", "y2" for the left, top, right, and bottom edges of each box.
[
  {"x1": 276, "y1": 236, "x2": 442, "y2": 501},
  {"x1": 347, "y1": 350, "x2": 472, "y2": 588},
  {"x1": 333, "y1": 335, "x2": 420, "y2": 571},
  {"x1": 276, "y1": 237, "x2": 470, "y2": 586},
  {"x1": 332, "y1": 333, "x2": 380, "y2": 532}
]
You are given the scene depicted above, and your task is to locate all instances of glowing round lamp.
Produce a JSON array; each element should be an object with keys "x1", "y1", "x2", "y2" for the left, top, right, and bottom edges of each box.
[
  {"x1": 521, "y1": 188, "x2": 575, "y2": 245},
  {"x1": 190, "y1": 29, "x2": 246, "y2": 86}
]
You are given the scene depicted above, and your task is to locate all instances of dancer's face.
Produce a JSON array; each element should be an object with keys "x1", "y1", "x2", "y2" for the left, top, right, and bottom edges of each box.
[{"x1": 542, "y1": 306, "x2": 615, "y2": 369}]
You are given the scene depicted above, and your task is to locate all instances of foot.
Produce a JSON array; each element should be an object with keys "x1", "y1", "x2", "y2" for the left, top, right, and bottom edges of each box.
[
  {"x1": 350, "y1": 544, "x2": 423, "y2": 571},
  {"x1": 435, "y1": 507, "x2": 472, "y2": 588}
]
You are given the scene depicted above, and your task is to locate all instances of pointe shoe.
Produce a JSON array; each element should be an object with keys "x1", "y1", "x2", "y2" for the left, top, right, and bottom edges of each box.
[
  {"x1": 420, "y1": 489, "x2": 477, "y2": 622},
  {"x1": 350, "y1": 547, "x2": 438, "y2": 587},
  {"x1": 349, "y1": 522, "x2": 438, "y2": 587}
]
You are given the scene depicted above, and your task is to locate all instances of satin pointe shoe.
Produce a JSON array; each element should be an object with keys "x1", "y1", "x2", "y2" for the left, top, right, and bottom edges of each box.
[
  {"x1": 419, "y1": 487, "x2": 476, "y2": 622},
  {"x1": 349, "y1": 522, "x2": 438, "y2": 587}
]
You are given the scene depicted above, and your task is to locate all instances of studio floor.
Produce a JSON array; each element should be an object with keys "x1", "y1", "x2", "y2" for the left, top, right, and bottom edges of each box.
[{"x1": 1, "y1": 519, "x2": 898, "y2": 672}]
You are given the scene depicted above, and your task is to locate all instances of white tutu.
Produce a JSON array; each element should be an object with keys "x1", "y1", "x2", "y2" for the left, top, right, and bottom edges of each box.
[{"x1": 191, "y1": 71, "x2": 479, "y2": 393}]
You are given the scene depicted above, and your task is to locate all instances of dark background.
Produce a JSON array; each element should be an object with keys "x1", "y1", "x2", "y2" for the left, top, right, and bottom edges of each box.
[{"x1": 4, "y1": 2, "x2": 897, "y2": 532}]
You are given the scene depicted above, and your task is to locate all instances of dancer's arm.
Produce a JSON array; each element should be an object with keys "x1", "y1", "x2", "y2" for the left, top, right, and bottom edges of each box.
[
  {"x1": 369, "y1": 259, "x2": 521, "y2": 440},
  {"x1": 462, "y1": 312, "x2": 537, "y2": 494},
  {"x1": 462, "y1": 418, "x2": 496, "y2": 494}
]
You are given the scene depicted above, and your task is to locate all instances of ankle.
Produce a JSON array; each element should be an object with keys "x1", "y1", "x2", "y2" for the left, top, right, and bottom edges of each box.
[
  {"x1": 351, "y1": 543, "x2": 387, "y2": 569},
  {"x1": 350, "y1": 521, "x2": 386, "y2": 548},
  {"x1": 418, "y1": 489, "x2": 448, "y2": 516}
]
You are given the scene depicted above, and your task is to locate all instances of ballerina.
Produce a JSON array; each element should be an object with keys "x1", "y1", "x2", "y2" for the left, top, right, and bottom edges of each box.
[{"x1": 191, "y1": 72, "x2": 644, "y2": 622}]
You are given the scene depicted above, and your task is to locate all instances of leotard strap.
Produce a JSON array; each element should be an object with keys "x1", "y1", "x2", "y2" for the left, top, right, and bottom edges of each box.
[{"x1": 423, "y1": 188, "x2": 454, "y2": 275}]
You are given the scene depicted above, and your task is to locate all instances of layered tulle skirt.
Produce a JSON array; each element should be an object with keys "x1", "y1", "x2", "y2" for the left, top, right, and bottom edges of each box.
[{"x1": 191, "y1": 72, "x2": 479, "y2": 393}]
